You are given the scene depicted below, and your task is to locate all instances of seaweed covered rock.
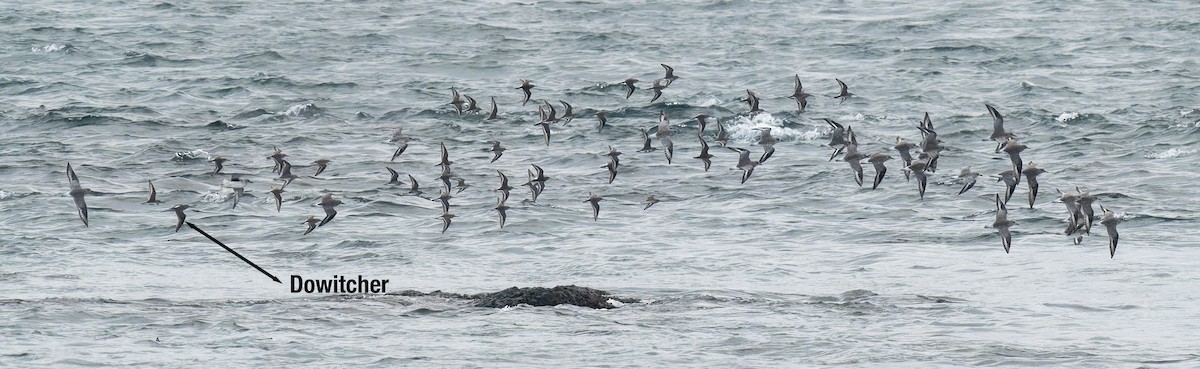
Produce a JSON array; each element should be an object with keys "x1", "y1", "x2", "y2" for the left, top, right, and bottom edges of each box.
[
  {"x1": 475, "y1": 285, "x2": 624, "y2": 309},
  {"x1": 393, "y1": 285, "x2": 633, "y2": 309}
]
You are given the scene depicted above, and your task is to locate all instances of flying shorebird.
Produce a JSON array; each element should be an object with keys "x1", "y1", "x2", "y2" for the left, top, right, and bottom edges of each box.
[
  {"x1": 535, "y1": 121, "x2": 552, "y2": 146},
  {"x1": 789, "y1": 74, "x2": 813, "y2": 112},
  {"x1": 694, "y1": 114, "x2": 710, "y2": 136},
  {"x1": 486, "y1": 96, "x2": 499, "y2": 120},
  {"x1": 833, "y1": 78, "x2": 853, "y2": 103},
  {"x1": 1001, "y1": 138, "x2": 1027, "y2": 175},
  {"x1": 919, "y1": 111, "x2": 936, "y2": 132},
  {"x1": 908, "y1": 159, "x2": 929, "y2": 199},
  {"x1": 661, "y1": 136, "x2": 674, "y2": 164},
  {"x1": 993, "y1": 194, "x2": 1016, "y2": 253},
  {"x1": 559, "y1": 100, "x2": 574, "y2": 124},
  {"x1": 842, "y1": 126, "x2": 864, "y2": 187},
  {"x1": 603, "y1": 159, "x2": 618, "y2": 184},
  {"x1": 1056, "y1": 188, "x2": 1085, "y2": 239},
  {"x1": 754, "y1": 127, "x2": 777, "y2": 163},
  {"x1": 986, "y1": 103, "x2": 1014, "y2": 153},
  {"x1": 388, "y1": 126, "x2": 409, "y2": 144},
  {"x1": 1076, "y1": 187, "x2": 1096, "y2": 234},
  {"x1": 145, "y1": 180, "x2": 163, "y2": 204},
  {"x1": 453, "y1": 177, "x2": 469, "y2": 194},
  {"x1": 210, "y1": 156, "x2": 227, "y2": 176},
  {"x1": 169, "y1": 204, "x2": 188, "y2": 232},
  {"x1": 649, "y1": 79, "x2": 666, "y2": 103},
  {"x1": 744, "y1": 89, "x2": 763, "y2": 113},
  {"x1": 584, "y1": 192, "x2": 603, "y2": 221},
  {"x1": 269, "y1": 187, "x2": 284, "y2": 212},
  {"x1": 302, "y1": 216, "x2": 320, "y2": 235},
  {"x1": 728, "y1": 147, "x2": 760, "y2": 184},
  {"x1": 434, "y1": 188, "x2": 451, "y2": 213},
  {"x1": 525, "y1": 177, "x2": 544, "y2": 203},
  {"x1": 825, "y1": 118, "x2": 847, "y2": 161},
  {"x1": 866, "y1": 152, "x2": 891, "y2": 190},
  {"x1": 996, "y1": 169, "x2": 1019, "y2": 203},
  {"x1": 449, "y1": 88, "x2": 466, "y2": 116},
  {"x1": 917, "y1": 114, "x2": 942, "y2": 172},
  {"x1": 540, "y1": 99, "x2": 559, "y2": 121},
  {"x1": 643, "y1": 195, "x2": 660, "y2": 210},
  {"x1": 225, "y1": 176, "x2": 247, "y2": 209},
  {"x1": 715, "y1": 119, "x2": 729, "y2": 147},
  {"x1": 695, "y1": 137, "x2": 714, "y2": 171},
  {"x1": 487, "y1": 140, "x2": 505, "y2": 163},
  {"x1": 524, "y1": 164, "x2": 549, "y2": 202},
  {"x1": 917, "y1": 112, "x2": 937, "y2": 141},
  {"x1": 268, "y1": 147, "x2": 286, "y2": 174},
  {"x1": 463, "y1": 95, "x2": 481, "y2": 115},
  {"x1": 595, "y1": 111, "x2": 608, "y2": 133},
  {"x1": 437, "y1": 142, "x2": 452, "y2": 168},
  {"x1": 495, "y1": 170, "x2": 514, "y2": 203},
  {"x1": 923, "y1": 150, "x2": 942, "y2": 174},
  {"x1": 1022, "y1": 161, "x2": 1046, "y2": 208},
  {"x1": 66, "y1": 163, "x2": 89, "y2": 227},
  {"x1": 312, "y1": 159, "x2": 331, "y2": 177},
  {"x1": 656, "y1": 111, "x2": 673, "y2": 139},
  {"x1": 494, "y1": 198, "x2": 510, "y2": 229},
  {"x1": 437, "y1": 165, "x2": 454, "y2": 192},
  {"x1": 516, "y1": 79, "x2": 534, "y2": 106},
  {"x1": 621, "y1": 78, "x2": 638, "y2": 99},
  {"x1": 390, "y1": 137, "x2": 409, "y2": 162},
  {"x1": 957, "y1": 167, "x2": 981, "y2": 195},
  {"x1": 638, "y1": 128, "x2": 657, "y2": 152},
  {"x1": 406, "y1": 174, "x2": 421, "y2": 195},
  {"x1": 660, "y1": 63, "x2": 679, "y2": 85},
  {"x1": 437, "y1": 212, "x2": 455, "y2": 234},
  {"x1": 894, "y1": 136, "x2": 915, "y2": 179},
  {"x1": 317, "y1": 193, "x2": 341, "y2": 227},
  {"x1": 606, "y1": 146, "x2": 623, "y2": 168},
  {"x1": 527, "y1": 164, "x2": 549, "y2": 187},
  {"x1": 1100, "y1": 205, "x2": 1121, "y2": 258},
  {"x1": 278, "y1": 160, "x2": 299, "y2": 189},
  {"x1": 385, "y1": 167, "x2": 401, "y2": 185}
]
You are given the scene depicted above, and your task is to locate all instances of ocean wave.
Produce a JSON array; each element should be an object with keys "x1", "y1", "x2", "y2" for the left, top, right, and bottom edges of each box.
[
  {"x1": 205, "y1": 120, "x2": 242, "y2": 130},
  {"x1": 121, "y1": 51, "x2": 199, "y2": 67},
  {"x1": 230, "y1": 108, "x2": 272, "y2": 120}
]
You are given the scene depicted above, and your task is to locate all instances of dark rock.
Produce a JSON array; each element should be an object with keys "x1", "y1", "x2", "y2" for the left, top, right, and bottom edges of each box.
[
  {"x1": 475, "y1": 285, "x2": 626, "y2": 309},
  {"x1": 392, "y1": 285, "x2": 635, "y2": 309}
]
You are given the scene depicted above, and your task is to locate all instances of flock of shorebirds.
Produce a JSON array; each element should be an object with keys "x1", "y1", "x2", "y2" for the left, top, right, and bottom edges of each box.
[{"x1": 63, "y1": 63, "x2": 1124, "y2": 257}]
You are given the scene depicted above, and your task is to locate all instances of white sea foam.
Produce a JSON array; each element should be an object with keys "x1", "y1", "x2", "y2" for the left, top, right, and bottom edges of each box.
[
  {"x1": 201, "y1": 190, "x2": 230, "y2": 203},
  {"x1": 282, "y1": 103, "x2": 321, "y2": 118},
  {"x1": 172, "y1": 149, "x2": 211, "y2": 161},
  {"x1": 1144, "y1": 148, "x2": 1195, "y2": 159},
  {"x1": 721, "y1": 112, "x2": 820, "y2": 144},
  {"x1": 31, "y1": 43, "x2": 73, "y2": 53},
  {"x1": 1055, "y1": 112, "x2": 1081, "y2": 123},
  {"x1": 695, "y1": 97, "x2": 723, "y2": 107}
]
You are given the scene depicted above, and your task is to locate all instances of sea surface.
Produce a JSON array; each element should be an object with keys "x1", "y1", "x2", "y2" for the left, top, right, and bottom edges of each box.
[{"x1": 2, "y1": 0, "x2": 1199, "y2": 367}]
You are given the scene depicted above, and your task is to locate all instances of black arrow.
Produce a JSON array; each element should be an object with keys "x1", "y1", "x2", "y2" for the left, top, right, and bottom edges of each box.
[{"x1": 186, "y1": 222, "x2": 282, "y2": 284}]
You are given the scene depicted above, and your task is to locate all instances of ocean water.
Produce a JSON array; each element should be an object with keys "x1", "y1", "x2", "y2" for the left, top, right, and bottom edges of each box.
[{"x1": 2, "y1": 0, "x2": 1200, "y2": 367}]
